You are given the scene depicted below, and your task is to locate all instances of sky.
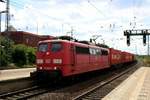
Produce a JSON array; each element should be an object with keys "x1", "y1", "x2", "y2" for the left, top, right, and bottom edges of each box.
[{"x1": 0, "y1": 0, "x2": 150, "y2": 55}]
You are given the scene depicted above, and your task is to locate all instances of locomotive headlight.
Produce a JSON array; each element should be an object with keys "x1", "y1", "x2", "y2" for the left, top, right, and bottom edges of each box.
[
  {"x1": 36, "y1": 59, "x2": 43, "y2": 64},
  {"x1": 53, "y1": 59, "x2": 62, "y2": 64},
  {"x1": 46, "y1": 52, "x2": 50, "y2": 55},
  {"x1": 54, "y1": 67, "x2": 57, "y2": 70},
  {"x1": 39, "y1": 67, "x2": 43, "y2": 70}
]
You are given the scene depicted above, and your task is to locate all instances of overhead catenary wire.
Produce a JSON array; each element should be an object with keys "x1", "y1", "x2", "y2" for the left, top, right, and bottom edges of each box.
[
  {"x1": 9, "y1": 1, "x2": 70, "y2": 32},
  {"x1": 87, "y1": 0, "x2": 106, "y2": 18},
  {"x1": 10, "y1": 1, "x2": 66, "y2": 23},
  {"x1": 131, "y1": 0, "x2": 144, "y2": 29},
  {"x1": 10, "y1": 2, "x2": 24, "y2": 9},
  {"x1": 87, "y1": 0, "x2": 117, "y2": 32},
  {"x1": 0, "y1": 0, "x2": 5, "y2": 3}
]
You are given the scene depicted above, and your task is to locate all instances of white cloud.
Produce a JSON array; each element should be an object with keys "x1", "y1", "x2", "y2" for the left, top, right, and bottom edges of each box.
[
  {"x1": 1, "y1": 0, "x2": 150, "y2": 55},
  {"x1": 0, "y1": 2, "x2": 6, "y2": 12}
]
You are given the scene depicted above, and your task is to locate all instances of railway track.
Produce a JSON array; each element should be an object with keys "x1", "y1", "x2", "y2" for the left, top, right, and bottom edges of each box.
[
  {"x1": 72, "y1": 62, "x2": 139, "y2": 100},
  {"x1": 0, "y1": 85, "x2": 51, "y2": 100},
  {"x1": 0, "y1": 77, "x2": 35, "y2": 95},
  {"x1": 0, "y1": 62, "x2": 139, "y2": 100}
]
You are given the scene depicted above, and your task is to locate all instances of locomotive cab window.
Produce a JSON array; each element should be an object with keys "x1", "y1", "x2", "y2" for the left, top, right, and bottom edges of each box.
[
  {"x1": 38, "y1": 43, "x2": 48, "y2": 52},
  {"x1": 51, "y1": 42, "x2": 62, "y2": 52}
]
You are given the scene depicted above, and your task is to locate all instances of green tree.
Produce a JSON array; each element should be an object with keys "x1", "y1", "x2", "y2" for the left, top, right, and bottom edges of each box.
[
  {"x1": 27, "y1": 47, "x2": 36, "y2": 64},
  {"x1": 0, "y1": 36, "x2": 14, "y2": 67},
  {"x1": 0, "y1": 47, "x2": 8, "y2": 66},
  {"x1": 12, "y1": 44, "x2": 37, "y2": 67},
  {"x1": 0, "y1": 36, "x2": 36, "y2": 68},
  {"x1": 12, "y1": 44, "x2": 27, "y2": 67}
]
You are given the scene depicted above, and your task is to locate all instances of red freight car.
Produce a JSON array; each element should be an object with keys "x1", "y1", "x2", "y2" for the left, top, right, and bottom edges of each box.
[
  {"x1": 128, "y1": 53, "x2": 134, "y2": 62},
  {"x1": 109, "y1": 48, "x2": 123, "y2": 66},
  {"x1": 35, "y1": 40, "x2": 110, "y2": 78},
  {"x1": 122, "y1": 52, "x2": 133, "y2": 63}
]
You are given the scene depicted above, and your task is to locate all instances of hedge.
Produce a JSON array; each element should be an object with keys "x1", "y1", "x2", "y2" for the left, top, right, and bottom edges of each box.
[
  {"x1": 0, "y1": 36, "x2": 37, "y2": 67},
  {"x1": 12, "y1": 44, "x2": 36, "y2": 67},
  {"x1": 0, "y1": 36, "x2": 14, "y2": 66}
]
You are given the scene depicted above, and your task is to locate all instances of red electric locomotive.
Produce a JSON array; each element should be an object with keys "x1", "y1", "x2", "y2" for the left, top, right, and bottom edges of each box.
[
  {"x1": 31, "y1": 39, "x2": 135, "y2": 80},
  {"x1": 33, "y1": 39, "x2": 110, "y2": 79}
]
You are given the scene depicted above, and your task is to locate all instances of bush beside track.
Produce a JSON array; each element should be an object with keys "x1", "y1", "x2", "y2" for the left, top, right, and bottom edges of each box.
[
  {"x1": 0, "y1": 36, "x2": 36, "y2": 69},
  {"x1": 136, "y1": 55, "x2": 150, "y2": 66}
]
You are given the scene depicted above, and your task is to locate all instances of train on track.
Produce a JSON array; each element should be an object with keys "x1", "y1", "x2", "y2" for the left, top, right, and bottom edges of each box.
[{"x1": 31, "y1": 38, "x2": 135, "y2": 80}]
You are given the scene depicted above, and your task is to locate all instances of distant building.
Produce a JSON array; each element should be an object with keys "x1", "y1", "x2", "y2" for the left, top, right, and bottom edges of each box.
[
  {"x1": 7, "y1": 25, "x2": 17, "y2": 31},
  {"x1": 0, "y1": 31, "x2": 55, "y2": 47}
]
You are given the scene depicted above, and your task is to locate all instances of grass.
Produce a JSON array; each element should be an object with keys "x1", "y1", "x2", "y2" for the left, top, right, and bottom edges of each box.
[{"x1": 136, "y1": 55, "x2": 150, "y2": 67}]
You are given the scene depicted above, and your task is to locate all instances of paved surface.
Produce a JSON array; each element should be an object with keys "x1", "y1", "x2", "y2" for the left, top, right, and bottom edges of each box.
[
  {"x1": 103, "y1": 67, "x2": 150, "y2": 100},
  {"x1": 0, "y1": 68, "x2": 36, "y2": 81}
]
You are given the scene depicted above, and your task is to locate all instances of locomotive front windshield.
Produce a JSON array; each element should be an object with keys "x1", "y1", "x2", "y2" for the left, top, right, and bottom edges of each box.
[
  {"x1": 38, "y1": 43, "x2": 48, "y2": 52},
  {"x1": 51, "y1": 42, "x2": 62, "y2": 52}
]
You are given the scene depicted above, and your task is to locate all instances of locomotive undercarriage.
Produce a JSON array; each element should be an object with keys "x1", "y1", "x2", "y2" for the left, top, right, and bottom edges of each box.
[{"x1": 30, "y1": 70, "x2": 62, "y2": 82}]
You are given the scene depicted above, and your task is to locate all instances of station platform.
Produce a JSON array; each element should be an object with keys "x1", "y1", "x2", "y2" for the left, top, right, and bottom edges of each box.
[
  {"x1": 0, "y1": 68, "x2": 36, "y2": 81},
  {"x1": 103, "y1": 67, "x2": 150, "y2": 100}
]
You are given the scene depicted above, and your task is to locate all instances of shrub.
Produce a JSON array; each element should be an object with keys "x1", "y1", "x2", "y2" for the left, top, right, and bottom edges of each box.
[
  {"x1": 27, "y1": 47, "x2": 36, "y2": 64},
  {"x1": 12, "y1": 44, "x2": 37, "y2": 67},
  {"x1": 0, "y1": 47, "x2": 8, "y2": 66},
  {"x1": 12, "y1": 44, "x2": 27, "y2": 67},
  {"x1": 0, "y1": 35, "x2": 36, "y2": 68},
  {"x1": 0, "y1": 36, "x2": 14, "y2": 67}
]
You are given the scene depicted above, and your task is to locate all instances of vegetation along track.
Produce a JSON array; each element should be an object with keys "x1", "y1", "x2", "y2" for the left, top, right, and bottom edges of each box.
[{"x1": 72, "y1": 62, "x2": 139, "y2": 100}]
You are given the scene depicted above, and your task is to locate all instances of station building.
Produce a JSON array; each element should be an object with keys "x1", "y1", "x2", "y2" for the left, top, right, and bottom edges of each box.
[{"x1": 0, "y1": 31, "x2": 55, "y2": 47}]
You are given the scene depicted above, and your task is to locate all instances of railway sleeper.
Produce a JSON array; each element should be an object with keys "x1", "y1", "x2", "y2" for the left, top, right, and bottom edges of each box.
[{"x1": 83, "y1": 96, "x2": 100, "y2": 100}]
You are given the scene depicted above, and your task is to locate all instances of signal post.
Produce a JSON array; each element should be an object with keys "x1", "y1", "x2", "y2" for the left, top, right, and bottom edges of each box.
[{"x1": 124, "y1": 29, "x2": 150, "y2": 55}]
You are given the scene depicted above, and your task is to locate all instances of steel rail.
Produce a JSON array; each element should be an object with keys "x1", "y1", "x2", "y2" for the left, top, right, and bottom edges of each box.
[
  {"x1": 0, "y1": 85, "x2": 49, "y2": 100},
  {"x1": 72, "y1": 62, "x2": 138, "y2": 100}
]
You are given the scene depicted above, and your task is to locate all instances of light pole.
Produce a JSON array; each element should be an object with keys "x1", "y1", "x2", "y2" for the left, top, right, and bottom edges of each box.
[
  {"x1": 0, "y1": 0, "x2": 6, "y2": 32},
  {"x1": 0, "y1": 11, "x2": 6, "y2": 32},
  {"x1": 0, "y1": 13, "x2": 1, "y2": 32},
  {"x1": 62, "y1": 23, "x2": 71, "y2": 36},
  {"x1": 36, "y1": 21, "x2": 38, "y2": 35},
  {"x1": 5, "y1": 0, "x2": 10, "y2": 32},
  {"x1": 147, "y1": 35, "x2": 149, "y2": 56}
]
